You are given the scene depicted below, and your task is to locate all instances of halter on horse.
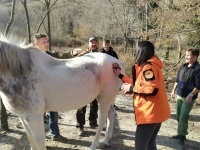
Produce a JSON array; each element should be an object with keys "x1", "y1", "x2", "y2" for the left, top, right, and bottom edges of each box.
[{"x1": 0, "y1": 34, "x2": 124, "y2": 150}]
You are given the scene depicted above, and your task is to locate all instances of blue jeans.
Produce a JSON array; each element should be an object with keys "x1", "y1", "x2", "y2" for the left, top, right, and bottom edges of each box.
[{"x1": 49, "y1": 111, "x2": 60, "y2": 138}]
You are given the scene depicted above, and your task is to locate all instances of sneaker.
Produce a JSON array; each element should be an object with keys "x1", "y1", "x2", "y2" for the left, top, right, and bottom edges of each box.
[
  {"x1": 52, "y1": 135, "x2": 67, "y2": 142},
  {"x1": 77, "y1": 128, "x2": 84, "y2": 136},
  {"x1": 90, "y1": 123, "x2": 98, "y2": 129}
]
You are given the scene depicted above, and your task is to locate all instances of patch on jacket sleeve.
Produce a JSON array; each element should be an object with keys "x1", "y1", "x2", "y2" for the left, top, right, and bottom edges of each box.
[{"x1": 143, "y1": 69, "x2": 155, "y2": 81}]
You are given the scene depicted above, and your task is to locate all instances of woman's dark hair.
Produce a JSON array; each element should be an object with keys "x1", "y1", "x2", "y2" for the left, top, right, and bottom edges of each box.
[{"x1": 134, "y1": 41, "x2": 155, "y2": 66}]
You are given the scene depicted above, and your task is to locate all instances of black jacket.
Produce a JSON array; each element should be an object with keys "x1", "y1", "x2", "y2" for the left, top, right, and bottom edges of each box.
[{"x1": 100, "y1": 47, "x2": 118, "y2": 59}]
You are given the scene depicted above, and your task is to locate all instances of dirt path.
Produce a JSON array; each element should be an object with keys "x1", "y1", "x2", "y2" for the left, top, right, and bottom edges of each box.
[{"x1": 0, "y1": 94, "x2": 200, "y2": 150}]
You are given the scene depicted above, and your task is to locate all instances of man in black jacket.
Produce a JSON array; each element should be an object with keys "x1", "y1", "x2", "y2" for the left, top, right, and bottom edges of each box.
[
  {"x1": 100, "y1": 39, "x2": 118, "y2": 59},
  {"x1": 171, "y1": 48, "x2": 200, "y2": 147},
  {"x1": 75, "y1": 36, "x2": 99, "y2": 136},
  {"x1": 100, "y1": 39, "x2": 119, "y2": 110}
]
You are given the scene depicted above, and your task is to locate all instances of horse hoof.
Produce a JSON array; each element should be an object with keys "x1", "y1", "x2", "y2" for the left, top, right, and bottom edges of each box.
[
  {"x1": 97, "y1": 142, "x2": 109, "y2": 149},
  {"x1": 88, "y1": 147, "x2": 96, "y2": 150}
]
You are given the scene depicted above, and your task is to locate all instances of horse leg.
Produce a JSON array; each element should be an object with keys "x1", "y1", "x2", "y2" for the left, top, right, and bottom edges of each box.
[
  {"x1": 22, "y1": 113, "x2": 46, "y2": 150},
  {"x1": 89, "y1": 102, "x2": 110, "y2": 150},
  {"x1": 19, "y1": 117, "x2": 38, "y2": 149},
  {"x1": 100, "y1": 105, "x2": 115, "y2": 146}
]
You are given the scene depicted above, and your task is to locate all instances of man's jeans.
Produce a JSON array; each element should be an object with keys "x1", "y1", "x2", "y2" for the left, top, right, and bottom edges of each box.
[
  {"x1": 176, "y1": 95, "x2": 195, "y2": 136},
  {"x1": 49, "y1": 111, "x2": 60, "y2": 138}
]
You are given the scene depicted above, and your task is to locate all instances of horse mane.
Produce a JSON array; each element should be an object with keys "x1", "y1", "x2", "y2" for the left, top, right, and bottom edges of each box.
[{"x1": 0, "y1": 34, "x2": 33, "y2": 77}]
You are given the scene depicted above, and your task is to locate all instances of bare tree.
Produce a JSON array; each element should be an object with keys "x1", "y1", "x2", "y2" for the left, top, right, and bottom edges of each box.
[
  {"x1": 35, "y1": 0, "x2": 58, "y2": 50},
  {"x1": 45, "y1": 0, "x2": 51, "y2": 50},
  {"x1": 20, "y1": 0, "x2": 31, "y2": 43},
  {"x1": 108, "y1": 0, "x2": 137, "y2": 52},
  {"x1": 4, "y1": 0, "x2": 16, "y2": 35}
]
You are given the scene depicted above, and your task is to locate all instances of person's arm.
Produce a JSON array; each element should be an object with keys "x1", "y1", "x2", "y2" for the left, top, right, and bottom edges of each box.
[
  {"x1": 186, "y1": 67, "x2": 200, "y2": 104},
  {"x1": 171, "y1": 82, "x2": 178, "y2": 99},
  {"x1": 58, "y1": 51, "x2": 74, "y2": 59},
  {"x1": 188, "y1": 88, "x2": 199, "y2": 97},
  {"x1": 58, "y1": 49, "x2": 83, "y2": 59},
  {"x1": 113, "y1": 62, "x2": 133, "y2": 94},
  {"x1": 118, "y1": 74, "x2": 133, "y2": 84},
  {"x1": 133, "y1": 64, "x2": 159, "y2": 96},
  {"x1": 170, "y1": 67, "x2": 181, "y2": 99},
  {"x1": 112, "y1": 62, "x2": 132, "y2": 84},
  {"x1": 77, "y1": 49, "x2": 90, "y2": 56},
  {"x1": 186, "y1": 88, "x2": 199, "y2": 105}
]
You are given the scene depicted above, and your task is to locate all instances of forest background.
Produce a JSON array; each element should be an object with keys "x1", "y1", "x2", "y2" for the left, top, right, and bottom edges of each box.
[{"x1": 1, "y1": 0, "x2": 200, "y2": 75}]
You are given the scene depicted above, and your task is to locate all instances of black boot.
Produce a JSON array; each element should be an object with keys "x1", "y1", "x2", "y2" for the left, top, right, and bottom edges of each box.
[
  {"x1": 172, "y1": 134, "x2": 186, "y2": 140},
  {"x1": 172, "y1": 135, "x2": 180, "y2": 140},
  {"x1": 179, "y1": 135, "x2": 186, "y2": 148}
]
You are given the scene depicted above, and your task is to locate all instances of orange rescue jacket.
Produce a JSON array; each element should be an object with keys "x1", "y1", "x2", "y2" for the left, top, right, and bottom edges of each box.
[{"x1": 122, "y1": 55, "x2": 170, "y2": 125}]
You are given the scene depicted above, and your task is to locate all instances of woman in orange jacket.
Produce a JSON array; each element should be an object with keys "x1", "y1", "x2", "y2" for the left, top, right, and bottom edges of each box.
[{"x1": 113, "y1": 41, "x2": 170, "y2": 150}]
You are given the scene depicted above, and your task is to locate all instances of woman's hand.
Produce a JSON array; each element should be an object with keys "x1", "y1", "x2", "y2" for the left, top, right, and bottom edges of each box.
[
  {"x1": 121, "y1": 83, "x2": 133, "y2": 97},
  {"x1": 112, "y1": 62, "x2": 121, "y2": 76},
  {"x1": 121, "y1": 83, "x2": 131, "y2": 93}
]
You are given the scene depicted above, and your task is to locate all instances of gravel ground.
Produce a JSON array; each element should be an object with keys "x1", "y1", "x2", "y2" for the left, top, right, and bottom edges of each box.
[{"x1": 0, "y1": 94, "x2": 200, "y2": 150}]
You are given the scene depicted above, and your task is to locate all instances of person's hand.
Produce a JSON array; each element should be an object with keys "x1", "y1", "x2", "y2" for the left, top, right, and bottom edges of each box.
[
  {"x1": 121, "y1": 83, "x2": 131, "y2": 94},
  {"x1": 121, "y1": 83, "x2": 133, "y2": 96},
  {"x1": 186, "y1": 96, "x2": 192, "y2": 105},
  {"x1": 171, "y1": 91, "x2": 175, "y2": 100},
  {"x1": 112, "y1": 62, "x2": 121, "y2": 76},
  {"x1": 87, "y1": 48, "x2": 91, "y2": 53},
  {"x1": 73, "y1": 48, "x2": 82, "y2": 55}
]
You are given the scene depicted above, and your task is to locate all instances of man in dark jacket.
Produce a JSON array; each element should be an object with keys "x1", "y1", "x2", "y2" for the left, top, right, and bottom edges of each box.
[
  {"x1": 75, "y1": 36, "x2": 99, "y2": 136},
  {"x1": 100, "y1": 39, "x2": 119, "y2": 110},
  {"x1": 34, "y1": 33, "x2": 81, "y2": 142},
  {"x1": 100, "y1": 39, "x2": 118, "y2": 59},
  {"x1": 171, "y1": 48, "x2": 200, "y2": 147}
]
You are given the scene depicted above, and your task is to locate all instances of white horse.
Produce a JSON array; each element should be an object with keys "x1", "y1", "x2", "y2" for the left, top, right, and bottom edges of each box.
[{"x1": 0, "y1": 34, "x2": 124, "y2": 150}]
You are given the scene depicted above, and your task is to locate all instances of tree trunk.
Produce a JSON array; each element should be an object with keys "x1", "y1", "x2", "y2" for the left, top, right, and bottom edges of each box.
[
  {"x1": 177, "y1": 35, "x2": 182, "y2": 60},
  {"x1": 4, "y1": 0, "x2": 16, "y2": 35},
  {"x1": 21, "y1": 0, "x2": 31, "y2": 43},
  {"x1": 1, "y1": 100, "x2": 9, "y2": 131},
  {"x1": 46, "y1": 0, "x2": 51, "y2": 51}
]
